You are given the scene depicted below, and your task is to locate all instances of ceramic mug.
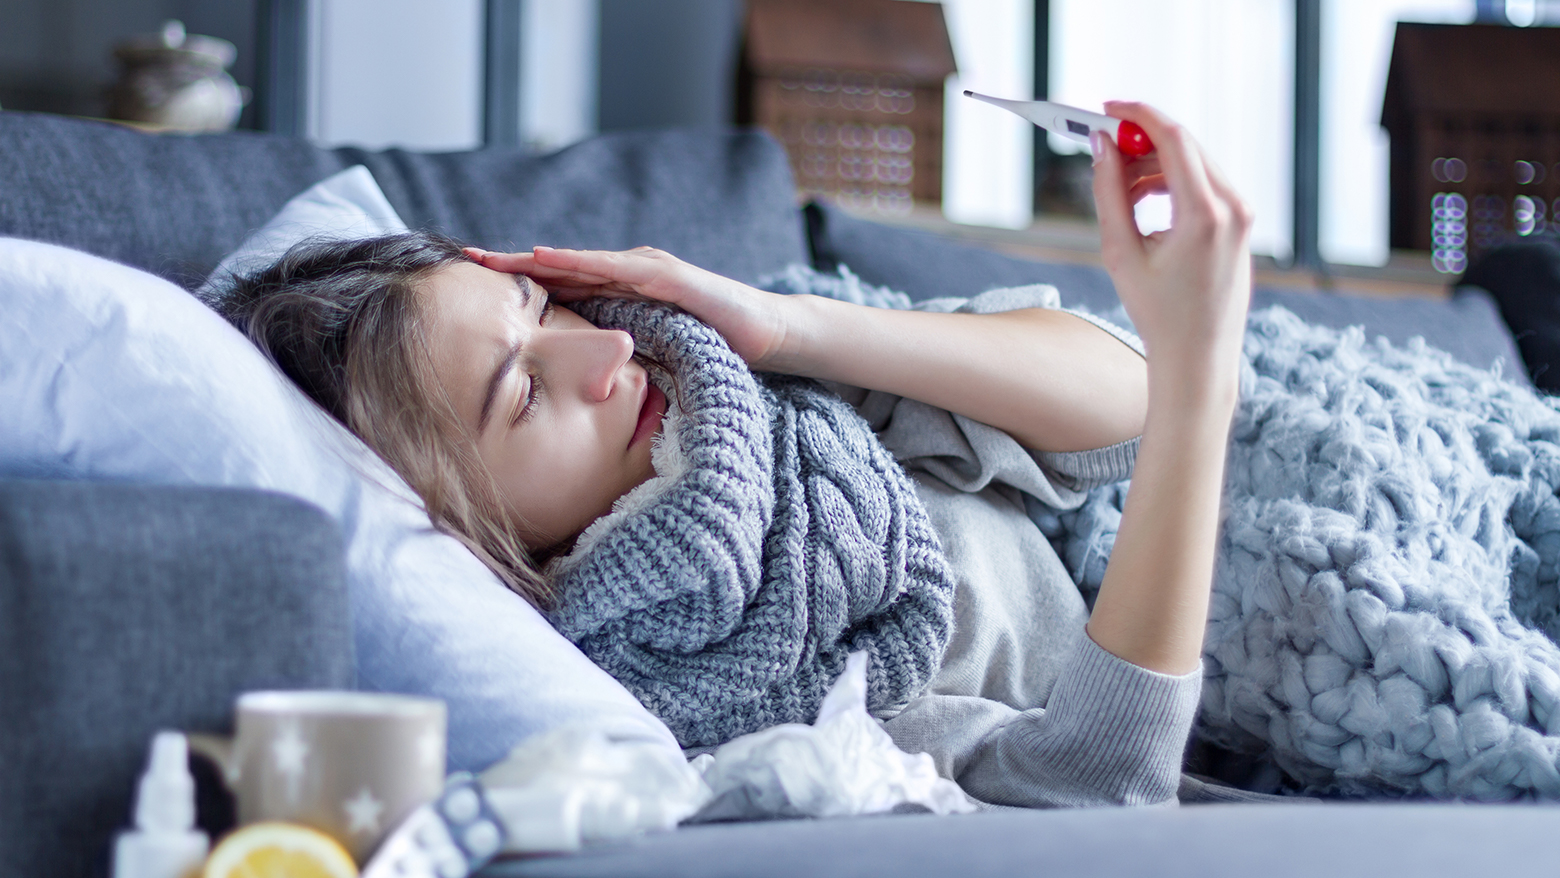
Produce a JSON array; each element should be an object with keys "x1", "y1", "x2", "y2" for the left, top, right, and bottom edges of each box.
[{"x1": 189, "y1": 691, "x2": 446, "y2": 862}]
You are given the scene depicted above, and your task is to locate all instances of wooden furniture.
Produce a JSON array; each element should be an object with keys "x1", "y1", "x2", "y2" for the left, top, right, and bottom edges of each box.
[
  {"x1": 1382, "y1": 23, "x2": 1560, "y2": 273},
  {"x1": 737, "y1": 0, "x2": 955, "y2": 213}
]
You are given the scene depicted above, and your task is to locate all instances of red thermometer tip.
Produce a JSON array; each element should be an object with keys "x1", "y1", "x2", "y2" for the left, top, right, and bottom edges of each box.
[{"x1": 1115, "y1": 120, "x2": 1154, "y2": 157}]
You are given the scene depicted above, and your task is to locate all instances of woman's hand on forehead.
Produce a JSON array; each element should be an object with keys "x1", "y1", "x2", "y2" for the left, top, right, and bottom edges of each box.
[{"x1": 465, "y1": 245, "x2": 797, "y2": 369}]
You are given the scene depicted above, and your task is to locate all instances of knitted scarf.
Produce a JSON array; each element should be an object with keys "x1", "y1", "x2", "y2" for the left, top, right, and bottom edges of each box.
[{"x1": 545, "y1": 299, "x2": 956, "y2": 749}]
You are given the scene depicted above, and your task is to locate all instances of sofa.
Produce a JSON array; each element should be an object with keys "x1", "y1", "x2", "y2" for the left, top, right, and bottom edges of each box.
[{"x1": 2, "y1": 109, "x2": 1555, "y2": 878}]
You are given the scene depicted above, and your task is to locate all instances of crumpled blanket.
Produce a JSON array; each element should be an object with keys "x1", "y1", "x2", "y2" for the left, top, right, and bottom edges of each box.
[{"x1": 1049, "y1": 306, "x2": 1560, "y2": 799}]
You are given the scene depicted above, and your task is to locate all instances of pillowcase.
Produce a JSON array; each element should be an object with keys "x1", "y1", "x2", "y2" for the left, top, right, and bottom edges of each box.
[
  {"x1": 193, "y1": 165, "x2": 409, "y2": 304},
  {"x1": 0, "y1": 235, "x2": 681, "y2": 771}
]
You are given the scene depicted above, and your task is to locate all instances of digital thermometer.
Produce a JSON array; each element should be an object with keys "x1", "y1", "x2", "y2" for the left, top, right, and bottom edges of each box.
[{"x1": 963, "y1": 91, "x2": 1154, "y2": 158}]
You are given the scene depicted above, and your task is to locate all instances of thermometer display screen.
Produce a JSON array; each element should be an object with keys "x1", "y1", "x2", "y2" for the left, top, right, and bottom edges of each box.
[{"x1": 1066, "y1": 120, "x2": 1090, "y2": 136}]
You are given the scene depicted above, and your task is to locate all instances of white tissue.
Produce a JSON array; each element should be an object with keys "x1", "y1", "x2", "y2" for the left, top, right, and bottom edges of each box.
[
  {"x1": 692, "y1": 652, "x2": 976, "y2": 821},
  {"x1": 480, "y1": 652, "x2": 974, "y2": 853},
  {"x1": 481, "y1": 727, "x2": 709, "y2": 853}
]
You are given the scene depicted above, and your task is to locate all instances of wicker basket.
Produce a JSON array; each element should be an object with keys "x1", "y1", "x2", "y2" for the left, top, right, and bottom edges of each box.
[
  {"x1": 1383, "y1": 23, "x2": 1560, "y2": 273},
  {"x1": 738, "y1": 0, "x2": 955, "y2": 213}
]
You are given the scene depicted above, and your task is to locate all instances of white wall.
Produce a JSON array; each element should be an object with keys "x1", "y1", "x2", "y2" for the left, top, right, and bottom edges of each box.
[
  {"x1": 520, "y1": 0, "x2": 598, "y2": 152},
  {"x1": 938, "y1": 0, "x2": 1035, "y2": 229},
  {"x1": 1050, "y1": 0, "x2": 1295, "y2": 258},
  {"x1": 305, "y1": 0, "x2": 484, "y2": 150}
]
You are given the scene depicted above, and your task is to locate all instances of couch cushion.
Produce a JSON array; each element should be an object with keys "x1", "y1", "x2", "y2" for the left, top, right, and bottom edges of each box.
[
  {"x1": 805, "y1": 201, "x2": 1529, "y2": 384},
  {"x1": 0, "y1": 480, "x2": 351, "y2": 878},
  {"x1": 480, "y1": 801, "x2": 1560, "y2": 878},
  {"x1": 0, "y1": 111, "x2": 807, "y2": 288}
]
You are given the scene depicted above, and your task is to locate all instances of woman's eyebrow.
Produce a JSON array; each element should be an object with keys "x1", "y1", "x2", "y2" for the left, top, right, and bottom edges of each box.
[
  {"x1": 475, "y1": 275, "x2": 543, "y2": 433},
  {"x1": 478, "y1": 343, "x2": 521, "y2": 434},
  {"x1": 474, "y1": 272, "x2": 549, "y2": 430}
]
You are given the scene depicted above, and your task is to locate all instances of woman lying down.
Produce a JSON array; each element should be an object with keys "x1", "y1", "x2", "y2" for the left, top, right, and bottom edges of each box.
[{"x1": 217, "y1": 101, "x2": 1560, "y2": 804}]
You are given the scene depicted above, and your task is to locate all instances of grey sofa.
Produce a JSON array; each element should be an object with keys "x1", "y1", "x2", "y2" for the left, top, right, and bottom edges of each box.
[{"x1": 1, "y1": 110, "x2": 1553, "y2": 878}]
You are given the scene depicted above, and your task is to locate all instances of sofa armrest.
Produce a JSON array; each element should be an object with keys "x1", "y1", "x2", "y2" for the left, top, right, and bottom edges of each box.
[{"x1": 0, "y1": 479, "x2": 353, "y2": 878}]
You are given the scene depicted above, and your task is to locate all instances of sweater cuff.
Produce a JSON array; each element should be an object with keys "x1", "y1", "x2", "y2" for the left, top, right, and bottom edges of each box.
[
  {"x1": 956, "y1": 634, "x2": 1202, "y2": 808},
  {"x1": 1034, "y1": 436, "x2": 1139, "y2": 490}
]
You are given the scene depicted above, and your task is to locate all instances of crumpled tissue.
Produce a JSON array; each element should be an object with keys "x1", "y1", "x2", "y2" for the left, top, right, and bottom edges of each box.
[
  {"x1": 480, "y1": 725, "x2": 708, "y2": 853},
  {"x1": 689, "y1": 651, "x2": 976, "y2": 821},
  {"x1": 480, "y1": 652, "x2": 974, "y2": 853}
]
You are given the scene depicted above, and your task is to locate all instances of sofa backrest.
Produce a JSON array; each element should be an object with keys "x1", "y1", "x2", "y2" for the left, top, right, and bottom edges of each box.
[{"x1": 0, "y1": 111, "x2": 808, "y2": 289}]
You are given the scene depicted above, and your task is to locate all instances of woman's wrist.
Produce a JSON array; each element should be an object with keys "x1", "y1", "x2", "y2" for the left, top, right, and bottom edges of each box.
[{"x1": 751, "y1": 293, "x2": 829, "y2": 375}]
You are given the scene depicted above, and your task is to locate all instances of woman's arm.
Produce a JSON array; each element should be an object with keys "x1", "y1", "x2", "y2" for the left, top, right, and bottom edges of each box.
[
  {"x1": 1080, "y1": 103, "x2": 1252, "y2": 675},
  {"x1": 465, "y1": 251, "x2": 1146, "y2": 454}
]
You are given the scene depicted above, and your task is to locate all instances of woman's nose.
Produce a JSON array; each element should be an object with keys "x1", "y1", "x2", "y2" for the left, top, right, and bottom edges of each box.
[{"x1": 540, "y1": 326, "x2": 635, "y2": 402}]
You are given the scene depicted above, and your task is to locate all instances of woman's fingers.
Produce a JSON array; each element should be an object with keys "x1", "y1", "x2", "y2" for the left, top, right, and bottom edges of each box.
[
  {"x1": 1127, "y1": 174, "x2": 1169, "y2": 206},
  {"x1": 1091, "y1": 131, "x2": 1145, "y2": 273},
  {"x1": 530, "y1": 246, "x2": 678, "y2": 287},
  {"x1": 1104, "y1": 101, "x2": 1219, "y2": 229}
]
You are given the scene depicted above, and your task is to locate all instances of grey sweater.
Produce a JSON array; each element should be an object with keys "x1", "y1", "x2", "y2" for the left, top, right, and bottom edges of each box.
[{"x1": 833, "y1": 285, "x2": 1202, "y2": 809}]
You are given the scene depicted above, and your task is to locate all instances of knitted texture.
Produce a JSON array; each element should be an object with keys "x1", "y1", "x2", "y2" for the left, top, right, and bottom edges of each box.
[
  {"x1": 548, "y1": 299, "x2": 957, "y2": 748},
  {"x1": 1051, "y1": 306, "x2": 1560, "y2": 799}
]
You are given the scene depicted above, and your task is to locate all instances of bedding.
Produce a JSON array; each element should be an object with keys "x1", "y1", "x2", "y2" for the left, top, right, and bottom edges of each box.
[
  {"x1": 0, "y1": 236, "x2": 679, "y2": 772},
  {"x1": 1056, "y1": 308, "x2": 1560, "y2": 798},
  {"x1": 194, "y1": 164, "x2": 409, "y2": 304}
]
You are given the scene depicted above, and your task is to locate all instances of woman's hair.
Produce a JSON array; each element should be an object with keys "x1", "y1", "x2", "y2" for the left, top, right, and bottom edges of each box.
[{"x1": 217, "y1": 230, "x2": 556, "y2": 608}]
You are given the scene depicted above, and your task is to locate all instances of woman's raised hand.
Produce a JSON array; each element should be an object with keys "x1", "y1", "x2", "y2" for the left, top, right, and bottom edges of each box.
[
  {"x1": 466, "y1": 245, "x2": 791, "y2": 367},
  {"x1": 1083, "y1": 103, "x2": 1253, "y2": 675},
  {"x1": 1091, "y1": 101, "x2": 1252, "y2": 394}
]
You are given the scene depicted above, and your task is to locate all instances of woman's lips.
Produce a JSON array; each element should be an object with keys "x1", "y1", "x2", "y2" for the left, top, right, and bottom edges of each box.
[{"x1": 631, "y1": 383, "x2": 668, "y2": 448}]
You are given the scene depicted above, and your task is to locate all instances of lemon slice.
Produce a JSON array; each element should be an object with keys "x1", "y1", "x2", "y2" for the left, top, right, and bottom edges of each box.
[{"x1": 203, "y1": 821, "x2": 359, "y2": 878}]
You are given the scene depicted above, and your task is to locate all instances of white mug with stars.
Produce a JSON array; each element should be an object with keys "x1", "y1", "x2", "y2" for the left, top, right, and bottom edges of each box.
[{"x1": 188, "y1": 691, "x2": 446, "y2": 863}]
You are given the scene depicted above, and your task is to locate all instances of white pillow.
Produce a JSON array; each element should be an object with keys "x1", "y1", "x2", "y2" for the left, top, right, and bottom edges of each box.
[
  {"x1": 193, "y1": 165, "x2": 409, "y2": 303},
  {"x1": 0, "y1": 236, "x2": 680, "y2": 771}
]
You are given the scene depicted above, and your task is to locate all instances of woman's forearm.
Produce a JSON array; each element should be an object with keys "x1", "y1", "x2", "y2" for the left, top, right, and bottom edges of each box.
[
  {"x1": 1084, "y1": 366, "x2": 1238, "y2": 675},
  {"x1": 768, "y1": 293, "x2": 1148, "y2": 454}
]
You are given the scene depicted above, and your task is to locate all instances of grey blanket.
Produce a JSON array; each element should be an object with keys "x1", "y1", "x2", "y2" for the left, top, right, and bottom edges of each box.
[{"x1": 1056, "y1": 307, "x2": 1560, "y2": 799}]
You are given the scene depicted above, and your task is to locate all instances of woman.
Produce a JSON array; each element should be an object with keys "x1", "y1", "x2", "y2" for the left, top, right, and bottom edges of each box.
[{"x1": 221, "y1": 102, "x2": 1253, "y2": 807}]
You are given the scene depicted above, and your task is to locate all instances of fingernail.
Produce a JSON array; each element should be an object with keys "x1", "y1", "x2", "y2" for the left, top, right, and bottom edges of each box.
[
  {"x1": 533, "y1": 245, "x2": 554, "y2": 252},
  {"x1": 1090, "y1": 132, "x2": 1107, "y2": 166}
]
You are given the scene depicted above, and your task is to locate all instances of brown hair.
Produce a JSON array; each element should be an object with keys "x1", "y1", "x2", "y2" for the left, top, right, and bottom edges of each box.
[{"x1": 217, "y1": 231, "x2": 556, "y2": 608}]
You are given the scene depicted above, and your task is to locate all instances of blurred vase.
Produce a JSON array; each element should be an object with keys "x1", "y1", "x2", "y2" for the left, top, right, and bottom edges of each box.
[{"x1": 107, "y1": 20, "x2": 249, "y2": 132}]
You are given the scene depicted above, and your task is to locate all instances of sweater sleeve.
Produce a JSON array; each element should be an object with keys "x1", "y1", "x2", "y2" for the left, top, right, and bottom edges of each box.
[
  {"x1": 829, "y1": 284, "x2": 1143, "y2": 511},
  {"x1": 882, "y1": 633, "x2": 1201, "y2": 808}
]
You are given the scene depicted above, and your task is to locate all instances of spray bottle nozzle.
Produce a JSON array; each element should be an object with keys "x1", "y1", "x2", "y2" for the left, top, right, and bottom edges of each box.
[{"x1": 134, "y1": 731, "x2": 196, "y2": 832}]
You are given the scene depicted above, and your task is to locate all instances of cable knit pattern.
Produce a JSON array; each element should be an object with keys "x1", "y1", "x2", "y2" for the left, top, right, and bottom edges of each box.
[
  {"x1": 1052, "y1": 306, "x2": 1560, "y2": 799},
  {"x1": 547, "y1": 299, "x2": 957, "y2": 748}
]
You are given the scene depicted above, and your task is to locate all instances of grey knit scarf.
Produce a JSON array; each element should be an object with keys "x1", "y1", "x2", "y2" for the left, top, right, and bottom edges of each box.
[{"x1": 545, "y1": 299, "x2": 956, "y2": 748}]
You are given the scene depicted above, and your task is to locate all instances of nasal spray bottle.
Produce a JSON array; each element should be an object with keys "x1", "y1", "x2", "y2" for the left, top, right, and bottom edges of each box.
[
  {"x1": 962, "y1": 91, "x2": 1155, "y2": 157},
  {"x1": 114, "y1": 732, "x2": 210, "y2": 878}
]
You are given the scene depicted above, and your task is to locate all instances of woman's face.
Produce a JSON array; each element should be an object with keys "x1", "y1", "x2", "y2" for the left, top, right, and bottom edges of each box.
[{"x1": 418, "y1": 261, "x2": 667, "y2": 550}]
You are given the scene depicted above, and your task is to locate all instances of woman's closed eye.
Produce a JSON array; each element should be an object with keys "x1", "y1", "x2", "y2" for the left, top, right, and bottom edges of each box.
[
  {"x1": 514, "y1": 372, "x2": 544, "y2": 426},
  {"x1": 510, "y1": 292, "x2": 555, "y2": 427}
]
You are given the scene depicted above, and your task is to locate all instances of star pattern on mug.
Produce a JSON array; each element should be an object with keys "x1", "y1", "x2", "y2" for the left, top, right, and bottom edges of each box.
[
  {"x1": 344, "y1": 786, "x2": 385, "y2": 836},
  {"x1": 270, "y1": 722, "x2": 309, "y2": 802}
]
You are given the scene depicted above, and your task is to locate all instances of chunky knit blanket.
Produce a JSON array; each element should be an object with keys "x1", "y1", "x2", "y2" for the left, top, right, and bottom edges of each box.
[
  {"x1": 1050, "y1": 306, "x2": 1560, "y2": 799},
  {"x1": 764, "y1": 265, "x2": 1560, "y2": 799},
  {"x1": 547, "y1": 298, "x2": 957, "y2": 749}
]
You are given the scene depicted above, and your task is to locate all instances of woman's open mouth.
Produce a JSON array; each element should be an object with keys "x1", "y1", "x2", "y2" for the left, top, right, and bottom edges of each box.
[{"x1": 631, "y1": 382, "x2": 668, "y2": 448}]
